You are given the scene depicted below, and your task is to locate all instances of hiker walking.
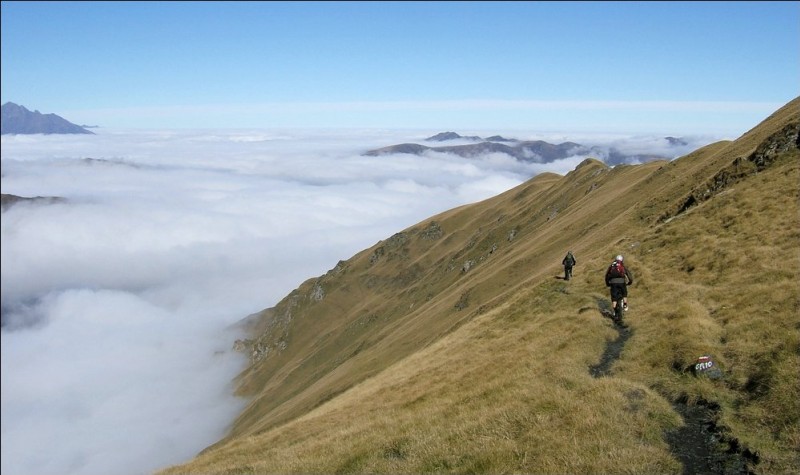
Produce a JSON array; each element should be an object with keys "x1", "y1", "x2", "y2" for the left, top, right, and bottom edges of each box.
[
  {"x1": 562, "y1": 251, "x2": 576, "y2": 280},
  {"x1": 605, "y1": 254, "x2": 633, "y2": 317}
]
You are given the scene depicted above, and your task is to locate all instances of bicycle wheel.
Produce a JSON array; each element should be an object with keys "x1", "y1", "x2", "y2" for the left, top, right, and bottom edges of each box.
[{"x1": 614, "y1": 298, "x2": 624, "y2": 322}]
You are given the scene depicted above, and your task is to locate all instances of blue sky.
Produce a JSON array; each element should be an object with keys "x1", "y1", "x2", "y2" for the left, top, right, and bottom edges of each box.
[{"x1": 1, "y1": 1, "x2": 798, "y2": 135}]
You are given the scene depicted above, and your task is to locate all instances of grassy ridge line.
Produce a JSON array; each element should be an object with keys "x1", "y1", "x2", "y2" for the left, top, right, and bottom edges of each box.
[{"x1": 158, "y1": 96, "x2": 799, "y2": 474}]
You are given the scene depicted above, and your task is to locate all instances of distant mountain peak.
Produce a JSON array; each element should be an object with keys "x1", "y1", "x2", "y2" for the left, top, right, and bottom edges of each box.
[
  {"x1": 666, "y1": 136, "x2": 688, "y2": 146},
  {"x1": 425, "y1": 131, "x2": 483, "y2": 142},
  {"x1": 1, "y1": 102, "x2": 94, "y2": 135},
  {"x1": 485, "y1": 135, "x2": 518, "y2": 143}
]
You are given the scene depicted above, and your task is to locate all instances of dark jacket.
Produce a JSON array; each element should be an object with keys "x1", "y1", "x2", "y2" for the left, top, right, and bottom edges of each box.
[
  {"x1": 562, "y1": 253, "x2": 576, "y2": 267},
  {"x1": 605, "y1": 261, "x2": 633, "y2": 286}
]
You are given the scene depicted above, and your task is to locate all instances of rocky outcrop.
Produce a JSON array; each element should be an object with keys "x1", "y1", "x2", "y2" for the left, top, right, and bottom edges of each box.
[{"x1": 661, "y1": 121, "x2": 800, "y2": 222}]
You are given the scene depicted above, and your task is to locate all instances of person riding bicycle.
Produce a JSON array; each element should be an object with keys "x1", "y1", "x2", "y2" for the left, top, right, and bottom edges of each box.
[
  {"x1": 605, "y1": 254, "x2": 633, "y2": 321},
  {"x1": 562, "y1": 250, "x2": 576, "y2": 280}
]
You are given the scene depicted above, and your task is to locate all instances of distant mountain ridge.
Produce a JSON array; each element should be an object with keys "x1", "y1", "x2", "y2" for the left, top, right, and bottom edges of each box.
[
  {"x1": 364, "y1": 131, "x2": 676, "y2": 164},
  {"x1": 1, "y1": 102, "x2": 94, "y2": 135},
  {"x1": 1, "y1": 193, "x2": 66, "y2": 211}
]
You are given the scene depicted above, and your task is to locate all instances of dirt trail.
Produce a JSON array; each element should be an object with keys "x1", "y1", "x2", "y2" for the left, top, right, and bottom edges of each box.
[
  {"x1": 589, "y1": 298, "x2": 631, "y2": 377},
  {"x1": 665, "y1": 397, "x2": 759, "y2": 475},
  {"x1": 589, "y1": 299, "x2": 759, "y2": 474}
]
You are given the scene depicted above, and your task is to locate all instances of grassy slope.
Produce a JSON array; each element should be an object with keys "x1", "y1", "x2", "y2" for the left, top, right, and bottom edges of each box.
[{"x1": 158, "y1": 97, "x2": 799, "y2": 474}]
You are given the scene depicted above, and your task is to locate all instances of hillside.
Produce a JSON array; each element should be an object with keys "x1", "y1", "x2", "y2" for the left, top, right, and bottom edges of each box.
[
  {"x1": 0, "y1": 102, "x2": 94, "y2": 135},
  {"x1": 159, "y1": 97, "x2": 799, "y2": 475}
]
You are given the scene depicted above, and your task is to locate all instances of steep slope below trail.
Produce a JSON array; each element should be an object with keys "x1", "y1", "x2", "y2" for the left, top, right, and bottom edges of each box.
[{"x1": 158, "y1": 96, "x2": 800, "y2": 475}]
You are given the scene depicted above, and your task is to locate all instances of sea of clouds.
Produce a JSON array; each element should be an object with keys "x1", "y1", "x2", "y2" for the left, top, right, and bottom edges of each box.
[{"x1": 0, "y1": 128, "x2": 718, "y2": 475}]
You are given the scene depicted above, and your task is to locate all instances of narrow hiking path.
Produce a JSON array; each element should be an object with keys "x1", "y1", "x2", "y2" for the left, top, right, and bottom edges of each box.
[
  {"x1": 587, "y1": 294, "x2": 759, "y2": 474},
  {"x1": 665, "y1": 397, "x2": 758, "y2": 475},
  {"x1": 589, "y1": 296, "x2": 631, "y2": 377}
]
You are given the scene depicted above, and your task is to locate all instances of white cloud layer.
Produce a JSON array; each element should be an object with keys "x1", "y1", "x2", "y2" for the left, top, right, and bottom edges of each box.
[{"x1": 0, "y1": 128, "x2": 719, "y2": 475}]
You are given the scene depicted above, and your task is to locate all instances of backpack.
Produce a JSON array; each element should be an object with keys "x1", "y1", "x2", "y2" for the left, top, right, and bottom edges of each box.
[
  {"x1": 565, "y1": 252, "x2": 575, "y2": 266},
  {"x1": 608, "y1": 261, "x2": 625, "y2": 279}
]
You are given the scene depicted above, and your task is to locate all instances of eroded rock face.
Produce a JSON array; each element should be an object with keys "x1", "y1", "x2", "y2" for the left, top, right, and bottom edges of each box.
[
  {"x1": 748, "y1": 122, "x2": 800, "y2": 170},
  {"x1": 661, "y1": 121, "x2": 800, "y2": 223}
]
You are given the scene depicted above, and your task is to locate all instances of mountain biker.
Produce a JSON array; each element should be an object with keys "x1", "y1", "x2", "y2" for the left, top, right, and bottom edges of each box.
[
  {"x1": 562, "y1": 251, "x2": 576, "y2": 280},
  {"x1": 605, "y1": 254, "x2": 633, "y2": 319}
]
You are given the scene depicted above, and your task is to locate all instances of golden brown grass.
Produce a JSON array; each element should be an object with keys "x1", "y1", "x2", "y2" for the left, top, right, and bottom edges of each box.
[
  {"x1": 162, "y1": 281, "x2": 683, "y2": 474},
  {"x1": 158, "y1": 97, "x2": 800, "y2": 475}
]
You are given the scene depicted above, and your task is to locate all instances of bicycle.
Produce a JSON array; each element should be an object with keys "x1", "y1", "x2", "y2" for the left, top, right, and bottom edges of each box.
[{"x1": 613, "y1": 295, "x2": 625, "y2": 326}]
